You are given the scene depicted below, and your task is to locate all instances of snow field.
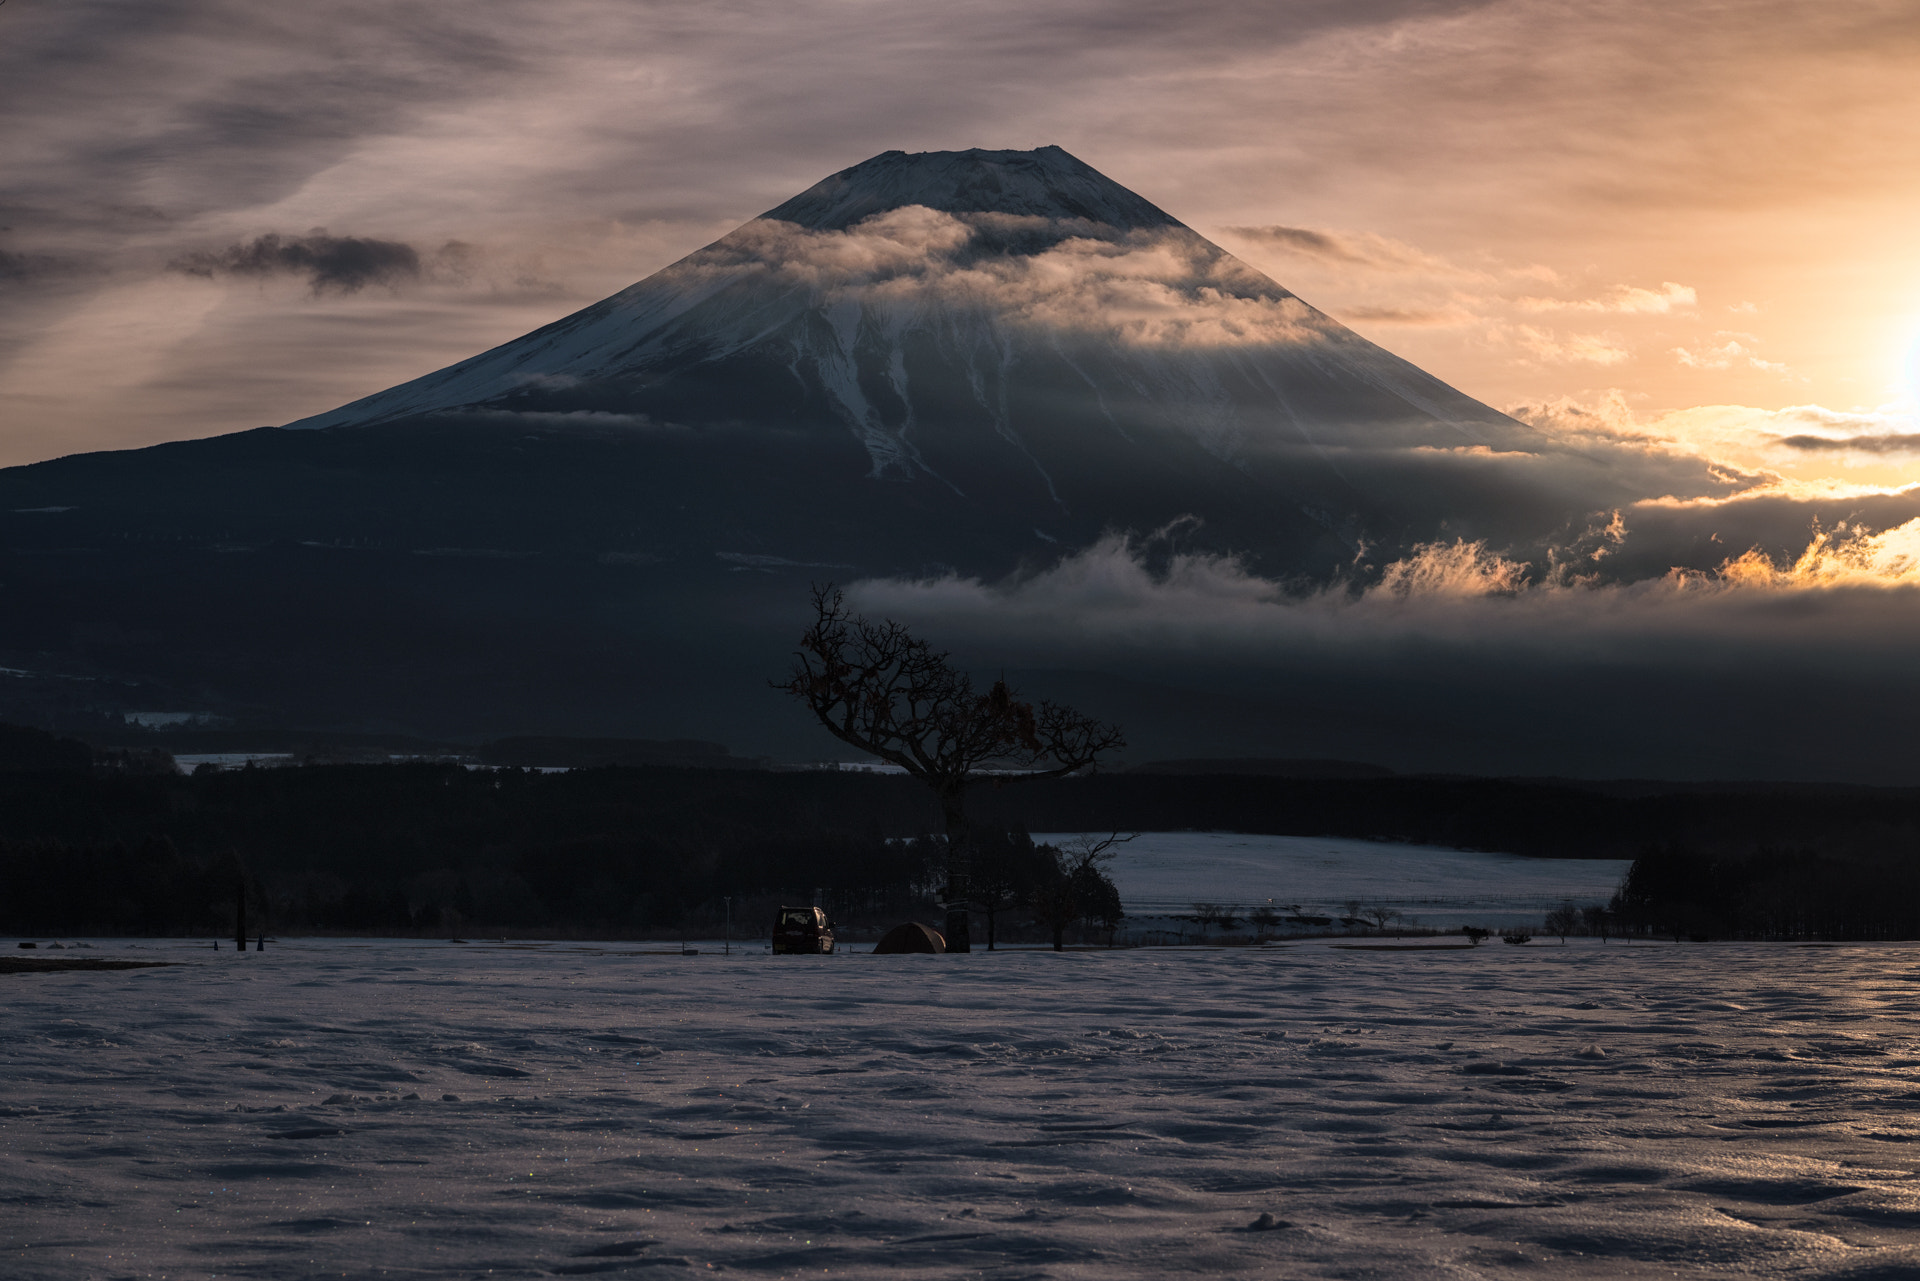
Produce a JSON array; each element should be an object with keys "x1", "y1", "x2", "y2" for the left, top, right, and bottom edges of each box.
[{"x1": 6, "y1": 938, "x2": 1920, "y2": 1279}]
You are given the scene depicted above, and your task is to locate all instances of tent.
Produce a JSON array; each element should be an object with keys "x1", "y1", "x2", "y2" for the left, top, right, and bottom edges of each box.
[{"x1": 872, "y1": 922, "x2": 947, "y2": 954}]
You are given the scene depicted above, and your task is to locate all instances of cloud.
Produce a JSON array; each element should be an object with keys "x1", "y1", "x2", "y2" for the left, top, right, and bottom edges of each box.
[
  {"x1": 1223, "y1": 224, "x2": 1367, "y2": 262},
  {"x1": 1518, "y1": 281, "x2": 1696, "y2": 315},
  {"x1": 1510, "y1": 390, "x2": 1920, "y2": 471},
  {"x1": 1775, "y1": 432, "x2": 1920, "y2": 456},
  {"x1": 1673, "y1": 334, "x2": 1788, "y2": 373},
  {"x1": 435, "y1": 407, "x2": 685, "y2": 431},
  {"x1": 847, "y1": 524, "x2": 1920, "y2": 672},
  {"x1": 170, "y1": 231, "x2": 425, "y2": 293},
  {"x1": 1334, "y1": 304, "x2": 1473, "y2": 325},
  {"x1": 1513, "y1": 325, "x2": 1630, "y2": 366},
  {"x1": 691, "y1": 208, "x2": 1333, "y2": 350},
  {"x1": 831, "y1": 521, "x2": 1920, "y2": 781},
  {"x1": 1218, "y1": 224, "x2": 1465, "y2": 275},
  {"x1": 0, "y1": 247, "x2": 79, "y2": 281}
]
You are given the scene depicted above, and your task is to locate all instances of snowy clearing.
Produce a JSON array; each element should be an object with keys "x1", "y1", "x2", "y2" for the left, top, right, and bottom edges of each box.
[
  {"x1": 1043, "y1": 831, "x2": 1633, "y2": 930},
  {"x1": 6, "y1": 937, "x2": 1920, "y2": 1279}
]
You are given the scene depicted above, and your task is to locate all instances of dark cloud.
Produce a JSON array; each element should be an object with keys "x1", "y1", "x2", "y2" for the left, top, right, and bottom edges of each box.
[
  {"x1": 0, "y1": 247, "x2": 73, "y2": 281},
  {"x1": 1776, "y1": 433, "x2": 1920, "y2": 456},
  {"x1": 170, "y1": 232, "x2": 423, "y2": 292},
  {"x1": 0, "y1": 2, "x2": 526, "y2": 229},
  {"x1": 1223, "y1": 224, "x2": 1375, "y2": 264},
  {"x1": 1336, "y1": 304, "x2": 1454, "y2": 324}
]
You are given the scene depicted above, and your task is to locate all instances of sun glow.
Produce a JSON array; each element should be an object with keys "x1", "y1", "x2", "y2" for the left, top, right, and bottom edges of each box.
[{"x1": 1895, "y1": 312, "x2": 1920, "y2": 408}]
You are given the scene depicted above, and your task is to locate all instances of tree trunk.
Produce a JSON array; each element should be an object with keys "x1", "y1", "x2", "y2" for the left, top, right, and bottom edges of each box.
[
  {"x1": 939, "y1": 785, "x2": 971, "y2": 953},
  {"x1": 1051, "y1": 925, "x2": 1065, "y2": 951},
  {"x1": 985, "y1": 902, "x2": 996, "y2": 951}
]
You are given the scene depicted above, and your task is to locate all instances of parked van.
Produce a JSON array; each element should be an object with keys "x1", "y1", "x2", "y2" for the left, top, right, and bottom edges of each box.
[{"x1": 771, "y1": 906, "x2": 835, "y2": 954}]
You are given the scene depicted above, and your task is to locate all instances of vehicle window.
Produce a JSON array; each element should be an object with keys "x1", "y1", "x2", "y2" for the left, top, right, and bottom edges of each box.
[{"x1": 780, "y1": 911, "x2": 813, "y2": 926}]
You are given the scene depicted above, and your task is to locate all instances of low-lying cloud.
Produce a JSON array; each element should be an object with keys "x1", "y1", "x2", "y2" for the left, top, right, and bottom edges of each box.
[
  {"x1": 842, "y1": 525, "x2": 1920, "y2": 779},
  {"x1": 855, "y1": 516, "x2": 1920, "y2": 647}
]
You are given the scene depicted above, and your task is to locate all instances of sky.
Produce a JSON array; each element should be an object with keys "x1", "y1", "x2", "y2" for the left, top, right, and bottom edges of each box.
[{"x1": 4, "y1": 0, "x2": 1919, "y2": 477}]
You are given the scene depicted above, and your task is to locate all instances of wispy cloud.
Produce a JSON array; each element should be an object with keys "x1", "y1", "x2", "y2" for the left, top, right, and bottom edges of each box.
[
  {"x1": 1674, "y1": 334, "x2": 1789, "y2": 373},
  {"x1": 1775, "y1": 432, "x2": 1920, "y2": 455},
  {"x1": 1219, "y1": 224, "x2": 1469, "y2": 275},
  {"x1": 1513, "y1": 325, "x2": 1630, "y2": 366},
  {"x1": 170, "y1": 231, "x2": 430, "y2": 293},
  {"x1": 1518, "y1": 281, "x2": 1697, "y2": 315}
]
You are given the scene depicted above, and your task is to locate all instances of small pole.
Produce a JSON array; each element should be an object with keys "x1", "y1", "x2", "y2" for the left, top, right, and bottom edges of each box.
[
  {"x1": 235, "y1": 877, "x2": 247, "y2": 954},
  {"x1": 723, "y1": 897, "x2": 732, "y2": 956}
]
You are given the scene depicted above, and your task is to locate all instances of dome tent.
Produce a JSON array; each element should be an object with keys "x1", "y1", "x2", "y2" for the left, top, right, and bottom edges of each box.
[{"x1": 872, "y1": 922, "x2": 946, "y2": 954}]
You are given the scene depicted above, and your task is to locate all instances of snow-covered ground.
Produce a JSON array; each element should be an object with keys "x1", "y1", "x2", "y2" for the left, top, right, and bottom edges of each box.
[
  {"x1": 8, "y1": 936, "x2": 1920, "y2": 1278},
  {"x1": 1043, "y1": 831, "x2": 1634, "y2": 932}
]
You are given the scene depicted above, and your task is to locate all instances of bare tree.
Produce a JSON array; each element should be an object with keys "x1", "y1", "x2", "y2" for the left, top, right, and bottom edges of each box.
[
  {"x1": 1190, "y1": 902, "x2": 1236, "y2": 936},
  {"x1": 777, "y1": 585, "x2": 1126, "y2": 951},
  {"x1": 1361, "y1": 903, "x2": 1402, "y2": 935},
  {"x1": 1247, "y1": 902, "x2": 1281, "y2": 941},
  {"x1": 1581, "y1": 903, "x2": 1610, "y2": 943},
  {"x1": 1030, "y1": 866, "x2": 1081, "y2": 952},
  {"x1": 970, "y1": 832, "x2": 1026, "y2": 952},
  {"x1": 1051, "y1": 832, "x2": 1131, "y2": 950},
  {"x1": 1544, "y1": 902, "x2": 1579, "y2": 945}
]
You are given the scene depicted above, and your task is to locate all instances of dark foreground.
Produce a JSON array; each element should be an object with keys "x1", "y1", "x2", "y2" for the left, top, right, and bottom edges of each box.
[{"x1": 10, "y1": 757, "x2": 1920, "y2": 939}]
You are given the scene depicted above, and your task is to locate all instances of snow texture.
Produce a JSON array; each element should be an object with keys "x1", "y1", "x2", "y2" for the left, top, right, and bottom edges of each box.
[
  {"x1": 8, "y1": 935, "x2": 1920, "y2": 1278},
  {"x1": 1046, "y1": 831, "x2": 1634, "y2": 929}
]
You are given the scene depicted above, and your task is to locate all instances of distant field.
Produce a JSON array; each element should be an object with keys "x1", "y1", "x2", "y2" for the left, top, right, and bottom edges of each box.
[{"x1": 1037, "y1": 831, "x2": 1634, "y2": 930}]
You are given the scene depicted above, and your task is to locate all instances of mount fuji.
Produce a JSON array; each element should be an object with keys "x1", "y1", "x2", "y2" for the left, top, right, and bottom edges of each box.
[
  {"x1": 279, "y1": 146, "x2": 1556, "y2": 571},
  {"x1": 0, "y1": 147, "x2": 1605, "y2": 758}
]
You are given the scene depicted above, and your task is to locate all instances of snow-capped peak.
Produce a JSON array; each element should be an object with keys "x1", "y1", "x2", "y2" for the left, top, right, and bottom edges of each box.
[{"x1": 759, "y1": 146, "x2": 1184, "y2": 233}]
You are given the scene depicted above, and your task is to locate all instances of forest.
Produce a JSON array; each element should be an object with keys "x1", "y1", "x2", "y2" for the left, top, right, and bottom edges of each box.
[{"x1": 5, "y1": 722, "x2": 1920, "y2": 940}]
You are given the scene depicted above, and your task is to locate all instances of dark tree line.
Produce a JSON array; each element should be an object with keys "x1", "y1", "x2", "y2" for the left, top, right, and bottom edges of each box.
[
  {"x1": 0, "y1": 759, "x2": 1136, "y2": 939},
  {"x1": 0, "y1": 824, "x2": 945, "y2": 938},
  {"x1": 967, "y1": 829, "x2": 1125, "y2": 950},
  {"x1": 1608, "y1": 845, "x2": 1920, "y2": 941},
  {"x1": 0, "y1": 763, "x2": 949, "y2": 936},
  {"x1": 0, "y1": 837, "x2": 247, "y2": 936},
  {"x1": 9, "y1": 734, "x2": 1920, "y2": 940}
]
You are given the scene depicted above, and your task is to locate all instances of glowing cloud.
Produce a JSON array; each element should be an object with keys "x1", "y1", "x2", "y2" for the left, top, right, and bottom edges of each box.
[{"x1": 691, "y1": 208, "x2": 1332, "y2": 350}]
